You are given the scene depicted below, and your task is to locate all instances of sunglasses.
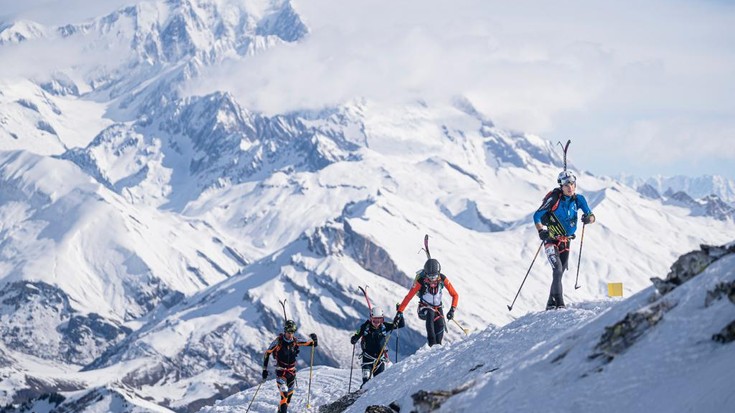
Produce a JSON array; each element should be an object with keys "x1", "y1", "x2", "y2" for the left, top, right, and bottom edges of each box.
[{"x1": 370, "y1": 317, "x2": 384, "y2": 326}]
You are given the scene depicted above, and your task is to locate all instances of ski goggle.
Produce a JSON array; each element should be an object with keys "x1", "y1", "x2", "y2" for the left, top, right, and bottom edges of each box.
[
  {"x1": 284, "y1": 325, "x2": 297, "y2": 333},
  {"x1": 560, "y1": 174, "x2": 576, "y2": 185},
  {"x1": 370, "y1": 316, "x2": 384, "y2": 326}
]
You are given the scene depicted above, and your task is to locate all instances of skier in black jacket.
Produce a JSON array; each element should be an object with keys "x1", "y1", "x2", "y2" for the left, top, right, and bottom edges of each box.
[
  {"x1": 350, "y1": 307, "x2": 403, "y2": 385},
  {"x1": 262, "y1": 320, "x2": 317, "y2": 413}
]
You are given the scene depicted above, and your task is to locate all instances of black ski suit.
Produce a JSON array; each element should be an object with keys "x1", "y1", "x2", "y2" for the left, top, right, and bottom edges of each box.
[
  {"x1": 351, "y1": 320, "x2": 400, "y2": 384},
  {"x1": 263, "y1": 333, "x2": 316, "y2": 413}
]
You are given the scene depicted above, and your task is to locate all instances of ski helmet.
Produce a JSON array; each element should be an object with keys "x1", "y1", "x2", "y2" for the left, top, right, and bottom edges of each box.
[
  {"x1": 424, "y1": 258, "x2": 441, "y2": 276},
  {"x1": 370, "y1": 307, "x2": 384, "y2": 326},
  {"x1": 284, "y1": 320, "x2": 297, "y2": 333},
  {"x1": 557, "y1": 170, "x2": 576, "y2": 186}
]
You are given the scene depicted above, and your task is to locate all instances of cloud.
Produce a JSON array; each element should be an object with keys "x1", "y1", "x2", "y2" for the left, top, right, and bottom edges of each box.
[
  {"x1": 3, "y1": 0, "x2": 732, "y2": 177},
  {"x1": 0, "y1": 29, "x2": 133, "y2": 81},
  {"x1": 0, "y1": 0, "x2": 135, "y2": 26},
  {"x1": 184, "y1": 0, "x2": 735, "y2": 177}
]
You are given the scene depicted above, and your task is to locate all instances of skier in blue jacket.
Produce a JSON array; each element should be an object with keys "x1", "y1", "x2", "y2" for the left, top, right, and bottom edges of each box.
[{"x1": 533, "y1": 170, "x2": 595, "y2": 309}]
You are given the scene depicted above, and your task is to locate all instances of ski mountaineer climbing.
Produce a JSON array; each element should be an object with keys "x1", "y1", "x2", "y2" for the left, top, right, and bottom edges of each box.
[
  {"x1": 395, "y1": 258, "x2": 459, "y2": 346},
  {"x1": 262, "y1": 320, "x2": 318, "y2": 413},
  {"x1": 350, "y1": 307, "x2": 404, "y2": 385},
  {"x1": 533, "y1": 170, "x2": 595, "y2": 310}
]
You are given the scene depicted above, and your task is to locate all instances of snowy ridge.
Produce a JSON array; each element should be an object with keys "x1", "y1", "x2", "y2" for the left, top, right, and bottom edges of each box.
[
  {"x1": 1, "y1": 1, "x2": 734, "y2": 411},
  {"x1": 204, "y1": 243, "x2": 735, "y2": 413}
]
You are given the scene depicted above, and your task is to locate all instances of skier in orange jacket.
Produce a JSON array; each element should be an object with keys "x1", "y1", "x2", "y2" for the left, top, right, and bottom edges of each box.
[{"x1": 395, "y1": 258, "x2": 459, "y2": 346}]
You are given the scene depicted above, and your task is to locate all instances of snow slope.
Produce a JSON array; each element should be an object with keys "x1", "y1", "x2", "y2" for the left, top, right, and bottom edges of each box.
[{"x1": 204, "y1": 243, "x2": 735, "y2": 413}]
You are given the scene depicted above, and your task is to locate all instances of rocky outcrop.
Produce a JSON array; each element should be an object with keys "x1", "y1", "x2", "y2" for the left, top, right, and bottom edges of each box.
[
  {"x1": 651, "y1": 243, "x2": 735, "y2": 295},
  {"x1": 0, "y1": 281, "x2": 130, "y2": 365},
  {"x1": 590, "y1": 300, "x2": 675, "y2": 363},
  {"x1": 307, "y1": 221, "x2": 412, "y2": 288}
]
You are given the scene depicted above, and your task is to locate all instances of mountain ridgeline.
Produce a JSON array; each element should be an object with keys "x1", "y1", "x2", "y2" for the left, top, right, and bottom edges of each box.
[{"x1": 0, "y1": 1, "x2": 733, "y2": 412}]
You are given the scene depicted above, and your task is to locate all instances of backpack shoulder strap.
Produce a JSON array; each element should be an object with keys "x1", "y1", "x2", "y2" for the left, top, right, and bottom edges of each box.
[{"x1": 538, "y1": 188, "x2": 562, "y2": 212}]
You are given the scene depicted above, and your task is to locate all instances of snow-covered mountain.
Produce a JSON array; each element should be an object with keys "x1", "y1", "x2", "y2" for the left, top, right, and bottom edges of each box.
[
  {"x1": 1, "y1": 1, "x2": 734, "y2": 412},
  {"x1": 619, "y1": 174, "x2": 735, "y2": 217}
]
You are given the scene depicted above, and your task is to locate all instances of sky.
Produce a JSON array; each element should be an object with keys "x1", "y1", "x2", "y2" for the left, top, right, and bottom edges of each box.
[{"x1": 1, "y1": 0, "x2": 734, "y2": 179}]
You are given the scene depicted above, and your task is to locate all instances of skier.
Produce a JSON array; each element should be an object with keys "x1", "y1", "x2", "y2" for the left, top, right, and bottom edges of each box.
[
  {"x1": 262, "y1": 320, "x2": 318, "y2": 413},
  {"x1": 350, "y1": 307, "x2": 403, "y2": 385},
  {"x1": 395, "y1": 258, "x2": 459, "y2": 346},
  {"x1": 533, "y1": 170, "x2": 595, "y2": 310}
]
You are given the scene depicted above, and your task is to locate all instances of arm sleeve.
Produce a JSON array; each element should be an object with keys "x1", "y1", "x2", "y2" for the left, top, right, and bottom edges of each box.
[
  {"x1": 263, "y1": 338, "x2": 278, "y2": 368},
  {"x1": 444, "y1": 277, "x2": 459, "y2": 308},
  {"x1": 534, "y1": 191, "x2": 556, "y2": 224},
  {"x1": 296, "y1": 334, "x2": 315, "y2": 347},
  {"x1": 577, "y1": 195, "x2": 592, "y2": 216},
  {"x1": 397, "y1": 281, "x2": 422, "y2": 313},
  {"x1": 353, "y1": 321, "x2": 368, "y2": 338},
  {"x1": 533, "y1": 208, "x2": 546, "y2": 225}
]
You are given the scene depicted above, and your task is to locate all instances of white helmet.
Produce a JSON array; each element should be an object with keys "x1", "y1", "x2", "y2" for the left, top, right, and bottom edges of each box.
[
  {"x1": 370, "y1": 307, "x2": 384, "y2": 326},
  {"x1": 557, "y1": 170, "x2": 576, "y2": 186}
]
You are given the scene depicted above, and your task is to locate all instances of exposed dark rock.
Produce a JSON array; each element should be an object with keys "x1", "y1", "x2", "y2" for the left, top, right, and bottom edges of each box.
[
  {"x1": 318, "y1": 389, "x2": 366, "y2": 413},
  {"x1": 637, "y1": 183, "x2": 661, "y2": 200},
  {"x1": 10, "y1": 378, "x2": 83, "y2": 407},
  {"x1": 712, "y1": 321, "x2": 735, "y2": 344},
  {"x1": 410, "y1": 381, "x2": 473, "y2": 413},
  {"x1": 590, "y1": 300, "x2": 675, "y2": 363},
  {"x1": 0, "y1": 281, "x2": 130, "y2": 365},
  {"x1": 704, "y1": 281, "x2": 735, "y2": 307},
  {"x1": 651, "y1": 243, "x2": 735, "y2": 295},
  {"x1": 307, "y1": 221, "x2": 412, "y2": 288},
  {"x1": 701, "y1": 194, "x2": 735, "y2": 221},
  {"x1": 366, "y1": 406, "x2": 396, "y2": 413}
]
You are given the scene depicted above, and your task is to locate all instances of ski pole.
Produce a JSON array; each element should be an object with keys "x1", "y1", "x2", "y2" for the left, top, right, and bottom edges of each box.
[
  {"x1": 507, "y1": 241, "x2": 544, "y2": 311},
  {"x1": 395, "y1": 329, "x2": 399, "y2": 363},
  {"x1": 245, "y1": 379, "x2": 264, "y2": 413},
  {"x1": 574, "y1": 224, "x2": 586, "y2": 290},
  {"x1": 306, "y1": 344, "x2": 315, "y2": 408},
  {"x1": 395, "y1": 303, "x2": 400, "y2": 363},
  {"x1": 348, "y1": 342, "x2": 356, "y2": 394},
  {"x1": 452, "y1": 318, "x2": 469, "y2": 336},
  {"x1": 371, "y1": 330, "x2": 393, "y2": 377}
]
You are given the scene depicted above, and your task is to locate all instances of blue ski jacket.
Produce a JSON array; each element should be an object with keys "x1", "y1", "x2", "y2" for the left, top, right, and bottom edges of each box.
[{"x1": 533, "y1": 190, "x2": 592, "y2": 237}]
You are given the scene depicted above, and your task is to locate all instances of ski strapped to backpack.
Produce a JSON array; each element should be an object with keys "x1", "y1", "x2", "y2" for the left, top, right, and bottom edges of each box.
[
  {"x1": 278, "y1": 299, "x2": 288, "y2": 323},
  {"x1": 358, "y1": 286, "x2": 372, "y2": 315},
  {"x1": 558, "y1": 139, "x2": 571, "y2": 171}
]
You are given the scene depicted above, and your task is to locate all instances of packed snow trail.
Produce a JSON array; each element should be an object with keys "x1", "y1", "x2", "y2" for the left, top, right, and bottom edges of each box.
[{"x1": 203, "y1": 301, "x2": 611, "y2": 412}]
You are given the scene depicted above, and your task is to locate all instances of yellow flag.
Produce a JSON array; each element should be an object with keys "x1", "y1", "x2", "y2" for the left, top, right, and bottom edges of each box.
[{"x1": 608, "y1": 283, "x2": 623, "y2": 297}]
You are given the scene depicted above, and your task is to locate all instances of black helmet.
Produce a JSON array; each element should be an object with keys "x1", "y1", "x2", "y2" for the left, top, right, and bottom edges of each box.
[
  {"x1": 424, "y1": 259, "x2": 441, "y2": 276},
  {"x1": 284, "y1": 320, "x2": 297, "y2": 333}
]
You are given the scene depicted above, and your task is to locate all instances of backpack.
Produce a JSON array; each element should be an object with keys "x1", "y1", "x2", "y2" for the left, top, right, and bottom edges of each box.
[
  {"x1": 415, "y1": 271, "x2": 446, "y2": 297},
  {"x1": 274, "y1": 333, "x2": 300, "y2": 358},
  {"x1": 538, "y1": 188, "x2": 577, "y2": 238}
]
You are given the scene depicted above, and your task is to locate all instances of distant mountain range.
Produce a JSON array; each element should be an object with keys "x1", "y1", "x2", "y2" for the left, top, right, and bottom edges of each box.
[{"x1": 1, "y1": 1, "x2": 734, "y2": 411}]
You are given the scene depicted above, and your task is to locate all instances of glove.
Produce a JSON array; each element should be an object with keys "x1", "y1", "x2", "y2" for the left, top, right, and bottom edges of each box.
[
  {"x1": 582, "y1": 213, "x2": 595, "y2": 225},
  {"x1": 310, "y1": 333, "x2": 318, "y2": 347},
  {"x1": 538, "y1": 228, "x2": 551, "y2": 242},
  {"x1": 262, "y1": 369, "x2": 268, "y2": 380},
  {"x1": 446, "y1": 307, "x2": 455, "y2": 321},
  {"x1": 394, "y1": 312, "x2": 403, "y2": 327},
  {"x1": 350, "y1": 335, "x2": 359, "y2": 345}
]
